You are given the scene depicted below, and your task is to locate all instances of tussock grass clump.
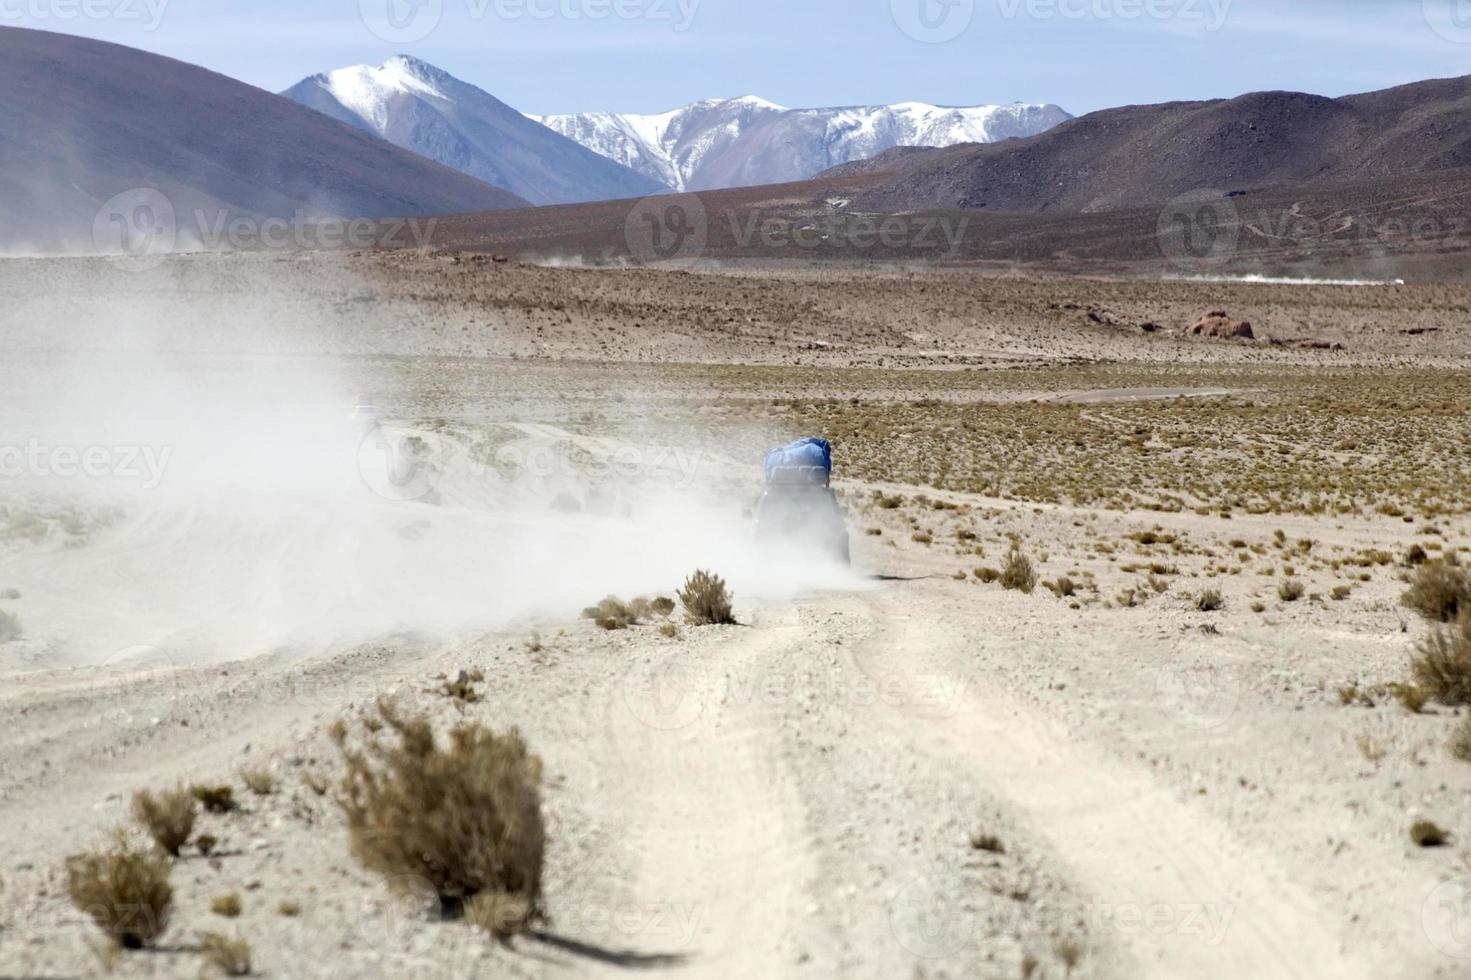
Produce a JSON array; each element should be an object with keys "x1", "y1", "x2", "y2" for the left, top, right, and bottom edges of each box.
[
  {"x1": 211, "y1": 892, "x2": 243, "y2": 918},
  {"x1": 66, "y1": 838, "x2": 174, "y2": 950},
  {"x1": 1391, "y1": 683, "x2": 1428, "y2": 714},
  {"x1": 0, "y1": 609, "x2": 20, "y2": 643},
  {"x1": 132, "y1": 787, "x2": 197, "y2": 857},
  {"x1": 1411, "y1": 615, "x2": 1471, "y2": 706},
  {"x1": 974, "y1": 567, "x2": 1000, "y2": 583},
  {"x1": 1195, "y1": 589, "x2": 1225, "y2": 612},
  {"x1": 1045, "y1": 577, "x2": 1076, "y2": 598},
  {"x1": 1411, "y1": 820, "x2": 1449, "y2": 848},
  {"x1": 1402, "y1": 561, "x2": 1471, "y2": 623},
  {"x1": 969, "y1": 833, "x2": 1005, "y2": 854},
  {"x1": 239, "y1": 767, "x2": 276, "y2": 796},
  {"x1": 200, "y1": 931, "x2": 252, "y2": 976},
  {"x1": 583, "y1": 596, "x2": 637, "y2": 631},
  {"x1": 999, "y1": 549, "x2": 1037, "y2": 594},
  {"x1": 679, "y1": 570, "x2": 736, "y2": 626},
  {"x1": 1278, "y1": 579, "x2": 1306, "y2": 603},
  {"x1": 1450, "y1": 716, "x2": 1471, "y2": 762},
  {"x1": 439, "y1": 669, "x2": 485, "y2": 704},
  {"x1": 332, "y1": 700, "x2": 545, "y2": 937},
  {"x1": 191, "y1": 784, "x2": 238, "y2": 814}
]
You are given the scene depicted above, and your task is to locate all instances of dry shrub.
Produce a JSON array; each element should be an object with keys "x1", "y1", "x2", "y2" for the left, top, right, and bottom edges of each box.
[
  {"x1": 439, "y1": 669, "x2": 485, "y2": 703},
  {"x1": 651, "y1": 596, "x2": 677, "y2": 617},
  {"x1": 1053, "y1": 936, "x2": 1085, "y2": 972},
  {"x1": 211, "y1": 893, "x2": 243, "y2": 918},
  {"x1": 1046, "y1": 577, "x2": 1076, "y2": 598},
  {"x1": 132, "y1": 787, "x2": 197, "y2": 857},
  {"x1": 332, "y1": 700, "x2": 544, "y2": 936},
  {"x1": 1391, "y1": 683, "x2": 1428, "y2": 714},
  {"x1": 276, "y1": 900, "x2": 302, "y2": 917},
  {"x1": 679, "y1": 570, "x2": 736, "y2": 625},
  {"x1": 1411, "y1": 615, "x2": 1471, "y2": 706},
  {"x1": 1403, "y1": 561, "x2": 1471, "y2": 623},
  {"x1": 66, "y1": 838, "x2": 174, "y2": 949},
  {"x1": 1195, "y1": 589, "x2": 1225, "y2": 612},
  {"x1": 1411, "y1": 820, "x2": 1449, "y2": 848},
  {"x1": 969, "y1": 833, "x2": 1004, "y2": 853},
  {"x1": 583, "y1": 596, "x2": 637, "y2": 631},
  {"x1": 974, "y1": 567, "x2": 1000, "y2": 583},
  {"x1": 239, "y1": 767, "x2": 276, "y2": 796},
  {"x1": 200, "y1": 931, "x2": 252, "y2": 976},
  {"x1": 0, "y1": 609, "x2": 20, "y2": 643},
  {"x1": 1278, "y1": 579, "x2": 1306, "y2": 603},
  {"x1": 191, "y1": 784, "x2": 238, "y2": 814},
  {"x1": 1450, "y1": 716, "x2": 1471, "y2": 762},
  {"x1": 999, "y1": 549, "x2": 1037, "y2": 594}
]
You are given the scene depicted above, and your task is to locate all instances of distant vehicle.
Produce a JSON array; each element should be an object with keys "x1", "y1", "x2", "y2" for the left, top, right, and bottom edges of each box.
[{"x1": 754, "y1": 438, "x2": 850, "y2": 566}]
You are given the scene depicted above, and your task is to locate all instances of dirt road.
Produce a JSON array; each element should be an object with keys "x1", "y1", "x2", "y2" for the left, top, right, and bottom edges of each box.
[{"x1": 3, "y1": 494, "x2": 1463, "y2": 978}]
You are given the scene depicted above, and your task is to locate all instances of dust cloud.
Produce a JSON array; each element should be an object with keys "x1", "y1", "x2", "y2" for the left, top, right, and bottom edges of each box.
[{"x1": 0, "y1": 261, "x2": 863, "y2": 669}]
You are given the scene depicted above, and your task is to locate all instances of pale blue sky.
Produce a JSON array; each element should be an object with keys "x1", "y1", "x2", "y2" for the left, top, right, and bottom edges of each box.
[{"x1": 6, "y1": 0, "x2": 1470, "y2": 115}]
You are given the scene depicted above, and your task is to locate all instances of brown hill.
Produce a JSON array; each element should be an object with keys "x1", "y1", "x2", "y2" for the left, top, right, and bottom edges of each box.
[
  {"x1": 834, "y1": 75, "x2": 1471, "y2": 214},
  {"x1": 0, "y1": 27, "x2": 526, "y2": 251}
]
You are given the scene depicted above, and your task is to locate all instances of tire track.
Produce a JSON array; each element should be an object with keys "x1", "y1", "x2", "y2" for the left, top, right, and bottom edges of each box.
[
  {"x1": 847, "y1": 588, "x2": 1370, "y2": 980},
  {"x1": 595, "y1": 606, "x2": 826, "y2": 976}
]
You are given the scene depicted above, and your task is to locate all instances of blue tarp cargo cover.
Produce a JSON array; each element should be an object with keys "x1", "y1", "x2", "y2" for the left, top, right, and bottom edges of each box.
[{"x1": 764, "y1": 438, "x2": 832, "y2": 483}]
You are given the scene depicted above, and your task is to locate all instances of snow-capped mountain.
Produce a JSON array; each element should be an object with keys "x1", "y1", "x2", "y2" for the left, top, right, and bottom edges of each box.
[
  {"x1": 282, "y1": 57, "x2": 664, "y2": 207},
  {"x1": 533, "y1": 97, "x2": 1072, "y2": 192}
]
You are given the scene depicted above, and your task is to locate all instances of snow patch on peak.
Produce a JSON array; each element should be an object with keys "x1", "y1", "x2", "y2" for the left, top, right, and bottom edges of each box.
[
  {"x1": 315, "y1": 57, "x2": 451, "y2": 130},
  {"x1": 535, "y1": 97, "x2": 1071, "y2": 192},
  {"x1": 724, "y1": 95, "x2": 787, "y2": 111}
]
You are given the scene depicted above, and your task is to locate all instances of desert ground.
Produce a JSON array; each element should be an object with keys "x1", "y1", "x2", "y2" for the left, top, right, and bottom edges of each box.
[{"x1": 2, "y1": 253, "x2": 1470, "y2": 979}]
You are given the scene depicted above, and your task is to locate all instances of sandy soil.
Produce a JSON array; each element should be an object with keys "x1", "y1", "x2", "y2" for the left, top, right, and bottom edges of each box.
[{"x1": 1, "y1": 256, "x2": 1469, "y2": 979}]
